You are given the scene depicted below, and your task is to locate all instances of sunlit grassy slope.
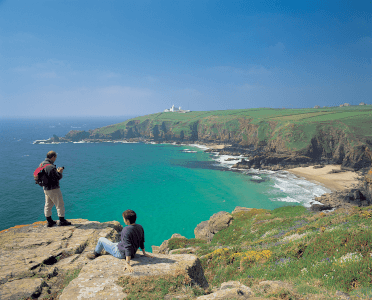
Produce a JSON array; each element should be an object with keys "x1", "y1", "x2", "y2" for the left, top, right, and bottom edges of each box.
[
  {"x1": 117, "y1": 206, "x2": 372, "y2": 299},
  {"x1": 93, "y1": 106, "x2": 372, "y2": 153}
]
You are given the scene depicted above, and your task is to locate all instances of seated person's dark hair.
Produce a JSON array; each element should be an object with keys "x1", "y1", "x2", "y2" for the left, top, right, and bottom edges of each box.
[{"x1": 122, "y1": 209, "x2": 136, "y2": 224}]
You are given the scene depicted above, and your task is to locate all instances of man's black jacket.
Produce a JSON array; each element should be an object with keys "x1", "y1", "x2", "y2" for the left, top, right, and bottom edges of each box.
[{"x1": 41, "y1": 158, "x2": 63, "y2": 190}]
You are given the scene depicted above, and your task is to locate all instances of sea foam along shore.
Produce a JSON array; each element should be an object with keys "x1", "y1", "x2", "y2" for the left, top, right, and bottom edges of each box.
[
  {"x1": 48, "y1": 138, "x2": 351, "y2": 209},
  {"x1": 185, "y1": 143, "x2": 329, "y2": 208}
]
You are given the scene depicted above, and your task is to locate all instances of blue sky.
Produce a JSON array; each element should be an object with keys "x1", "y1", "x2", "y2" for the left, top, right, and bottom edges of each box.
[{"x1": 0, "y1": 0, "x2": 370, "y2": 117}]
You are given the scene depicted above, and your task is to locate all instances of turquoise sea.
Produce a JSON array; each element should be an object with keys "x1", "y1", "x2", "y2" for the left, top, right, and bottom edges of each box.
[{"x1": 0, "y1": 117, "x2": 329, "y2": 249}]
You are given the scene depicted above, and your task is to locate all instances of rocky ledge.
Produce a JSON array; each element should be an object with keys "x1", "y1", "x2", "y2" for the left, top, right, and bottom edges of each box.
[
  {"x1": 311, "y1": 187, "x2": 372, "y2": 212},
  {"x1": 0, "y1": 219, "x2": 207, "y2": 300},
  {"x1": 1, "y1": 204, "x2": 364, "y2": 300}
]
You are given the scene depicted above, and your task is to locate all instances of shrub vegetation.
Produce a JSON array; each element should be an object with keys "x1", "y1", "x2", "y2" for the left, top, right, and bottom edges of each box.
[{"x1": 117, "y1": 205, "x2": 372, "y2": 299}]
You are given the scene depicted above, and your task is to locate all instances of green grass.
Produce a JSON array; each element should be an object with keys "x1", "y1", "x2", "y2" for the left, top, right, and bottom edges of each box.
[
  {"x1": 62, "y1": 269, "x2": 81, "y2": 288},
  {"x1": 168, "y1": 238, "x2": 207, "y2": 251},
  {"x1": 113, "y1": 205, "x2": 372, "y2": 298},
  {"x1": 146, "y1": 205, "x2": 372, "y2": 298},
  {"x1": 117, "y1": 270, "x2": 205, "y2": 300},
  {"x1": 88, "y1": 106, "x2": 372, "y2": 160}
]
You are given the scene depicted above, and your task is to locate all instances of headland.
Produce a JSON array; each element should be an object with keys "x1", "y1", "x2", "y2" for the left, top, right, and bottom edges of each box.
[{"x1": 43, "y1": 106, "x2": 372, "y2": 211}]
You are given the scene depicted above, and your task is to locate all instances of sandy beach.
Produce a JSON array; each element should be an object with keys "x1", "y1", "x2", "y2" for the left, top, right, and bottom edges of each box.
[
  {"x1": 287, "y1": 165, "x2": 362, "y2": 191},
  {"x1": 206, "y1": 144, "x2": 231, "y2": 150}
]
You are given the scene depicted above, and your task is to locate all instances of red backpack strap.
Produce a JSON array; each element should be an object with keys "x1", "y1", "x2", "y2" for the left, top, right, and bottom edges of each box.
[{"x1": 33, "y1": 164, "x2": 51, "y2": 177}]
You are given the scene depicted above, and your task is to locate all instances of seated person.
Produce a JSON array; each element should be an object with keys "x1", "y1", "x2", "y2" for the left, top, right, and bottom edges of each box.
[{"x1": 87, "y1": 209, "x2": 152, "y2": 272}]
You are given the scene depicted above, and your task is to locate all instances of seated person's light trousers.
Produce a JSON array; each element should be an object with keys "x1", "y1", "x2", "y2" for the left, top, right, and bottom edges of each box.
[{"x1": 95, "y1": 237, "x2": 126, "y2": 259}]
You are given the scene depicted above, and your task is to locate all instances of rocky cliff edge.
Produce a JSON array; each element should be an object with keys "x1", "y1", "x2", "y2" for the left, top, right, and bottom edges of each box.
[{"x1": 0, "y1": 219, "x2": 207, "y2": 300}]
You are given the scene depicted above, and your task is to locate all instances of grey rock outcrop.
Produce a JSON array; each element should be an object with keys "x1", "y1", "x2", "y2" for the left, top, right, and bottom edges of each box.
[
  {"x1": 0, "y1": 220, "x2": 209, "y2": 299},
  {"x1": 232, "y1": 206, "x2": 253, "y2": 214},
  {"x1": 194, "y1": 212, "x2": 233, "y2": 242},
  {"x1": 232, "y1": 155, "x2": 313, "y2": 170},
  {"x1": 0, "y1": 219, "x2": 122, "y2": 299},
  {"x1": 196, "y1": 281, "x2": 255, "y2": 299},
  {"x1": 257, "y1": 280, "x2": 293, "y2": 293},
  {"x1": 60, "y1": 253, "x2": 208, "y2": 299},
  {"x1": 169, "y1": 247, "x2": 199, "y2": 255},
  {"x1": 194, "y1": 221, "x2": 215, "y2": 242},
  {"x1": 310, "y1": 204, "x2": 333, "y2": 212},
  {"x1": 155, "y1": 233, "x2": 187, "y2": 254},
  {"x1": 0, "y1": 278, "x2": 48, "y2": 300},
  {"x1": 313, "y1": 187, "x2": 371, "y2": 210}
]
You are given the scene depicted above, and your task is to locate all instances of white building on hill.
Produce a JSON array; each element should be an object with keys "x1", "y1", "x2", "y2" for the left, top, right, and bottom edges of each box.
[{"x1": 164, "y1": 105, "x2": 190, "y2": 113}]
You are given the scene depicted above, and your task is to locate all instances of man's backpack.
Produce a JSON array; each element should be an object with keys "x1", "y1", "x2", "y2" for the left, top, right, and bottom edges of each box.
[{"x1": 33, "y1": 163, "x2": 51, "y2": 186}]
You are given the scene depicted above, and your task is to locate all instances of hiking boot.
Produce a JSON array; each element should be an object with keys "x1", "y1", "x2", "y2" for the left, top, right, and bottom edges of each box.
[
  {"x1": 46, "y1": 216, "x2": 56, "y2": 227},
  {"x1": 58, "y1": 217, "x2": 71, "y2": 226},
  {"x1": 47, "y1": 220, "x2": 57, "y2": 227},
  {"x1": 86, "y1": 251, "x2": 99, "y2": 260}
]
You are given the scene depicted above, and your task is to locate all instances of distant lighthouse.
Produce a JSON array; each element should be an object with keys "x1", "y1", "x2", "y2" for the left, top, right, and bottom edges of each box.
[{"x1": 164, "y1": 105, "x2": 190, "y2": 113}]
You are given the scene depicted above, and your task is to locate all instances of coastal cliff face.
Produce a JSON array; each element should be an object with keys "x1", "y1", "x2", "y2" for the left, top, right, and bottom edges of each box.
[{"x1": 51, "y1": 107, "x2": 372, "y2": 171}]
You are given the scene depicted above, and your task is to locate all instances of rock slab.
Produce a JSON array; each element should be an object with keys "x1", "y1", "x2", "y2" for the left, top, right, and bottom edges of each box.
[
  {"x1": 194, "y1": 211, "x2": 233, "y2": 242},
  {"x1": 196, "y1": 281, "x2": 255, "y2": 299},
  {"x1": 0, "y1": 219, "x2": 122, "y2": 300},
  {"x1": 60, "y1": 253, "x2": 208, "y2": 299}
]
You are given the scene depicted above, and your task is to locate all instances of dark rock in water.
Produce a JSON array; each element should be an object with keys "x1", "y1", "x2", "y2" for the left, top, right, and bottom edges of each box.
[
  {"x1": 225, "y1": 158, "x2": 240, "y2": 161},
  {"x1": 232, "y1": 154, "x2": 313, "y2": 170},
  {"x1": 218, "y1": 145, "x2": 262, "y2": 158},
  {"x1": 314, "y1": 187, "x2": 371, "y2": 210},
  {"x1": 310, "y1": 204, "x2": 333, "y2": 212},
  {"x1": 249, "y1": 176, "x2": 268, "y2": 183}
]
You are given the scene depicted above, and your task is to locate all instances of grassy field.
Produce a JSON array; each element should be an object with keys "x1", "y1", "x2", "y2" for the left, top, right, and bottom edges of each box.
[
  {"x1": 92, "y1": 106, "x2": 372, "y2": 154},
  {"x1": 117, "y1": 205, "x2": 372, "y2": 299}
]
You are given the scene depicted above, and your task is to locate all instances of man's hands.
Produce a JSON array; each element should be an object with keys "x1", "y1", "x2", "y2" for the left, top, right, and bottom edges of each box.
[
  {"x1": 142, "y1": 249, "x2": 153, "y2": 258},
  {"x1": 123, "y1": 262, "x2": 134, "y2": 273},
  {"x1": 124, "y1": 256, "x2": 134, "y2": 273},
  {"x1": 57, "y1": 167, "x2": 64, "y2": 174},
  {"x1": 123, "y1": 252, "x2": 153, "y2": 272}
]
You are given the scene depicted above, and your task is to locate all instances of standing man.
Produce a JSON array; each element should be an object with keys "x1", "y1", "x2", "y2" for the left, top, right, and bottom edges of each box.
[{"x1": 41, "y1": 151, "x2": 71, "y2": 227}]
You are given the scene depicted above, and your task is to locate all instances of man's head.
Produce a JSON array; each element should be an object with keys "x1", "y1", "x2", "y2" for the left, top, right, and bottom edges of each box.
[
  {"x1": 47, "y1": 151, "x2": 57, "y2": 162},
  {"x1": 122, "y1": 209, "x2": 136, "y2": 225}
]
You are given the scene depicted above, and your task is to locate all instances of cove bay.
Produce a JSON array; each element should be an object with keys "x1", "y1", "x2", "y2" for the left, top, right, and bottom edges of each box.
[{"x1": 0, "y1": 117, "x2": 329, "y2": 249}]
